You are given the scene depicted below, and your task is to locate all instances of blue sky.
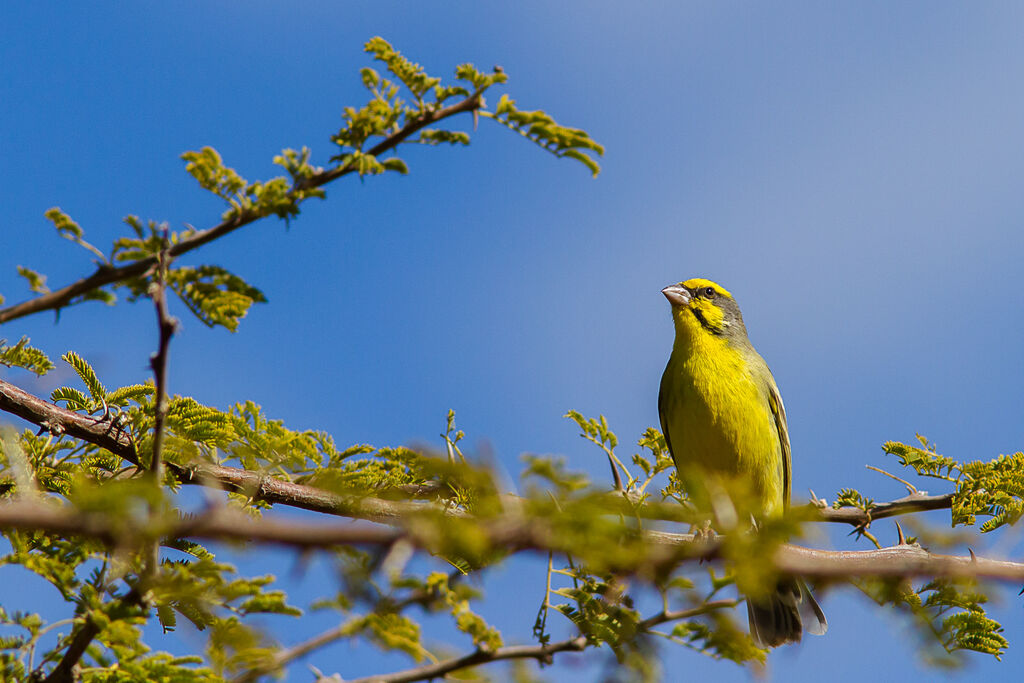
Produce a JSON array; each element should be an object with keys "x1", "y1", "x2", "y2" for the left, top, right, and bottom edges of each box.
[{"x1": 3, "y1": 2, "x2": 1024, "y2": 681}]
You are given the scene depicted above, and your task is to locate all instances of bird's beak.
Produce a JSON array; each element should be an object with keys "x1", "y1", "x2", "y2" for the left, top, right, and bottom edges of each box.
[{"x1": 661, "y1": 284, "x2": 691, "y2": 307}]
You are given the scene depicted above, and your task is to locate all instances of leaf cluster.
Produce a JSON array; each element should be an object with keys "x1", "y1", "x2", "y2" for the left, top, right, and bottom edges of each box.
[
  {"x1": 884, "y1": 436, "x2": 1024, "y2": 533},
  {"x1": 0, "y1": 336, "x2": 54, "y2": 376},
  {"x1": 861, "y1": 576, "x2": 1008, "y2": 666}
]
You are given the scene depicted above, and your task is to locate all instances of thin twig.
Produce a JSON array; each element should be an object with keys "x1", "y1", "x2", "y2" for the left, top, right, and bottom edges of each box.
[
  {"x1": 229, "y1": 573, "x2": 452, "y2": 683},
  {"x1": 25, "y1": 618, "x2": 76, "y2": 675},
  {"x1": 339, "y1": 599, "x2": 743, "y2": 683},
  {"x1": 144, "y1": 232, "x2": 177, "y2": 585},
  {"x1": 148, "y1": 233, "x2": 176, "y2": 481},
  {"x1": 865, "y1": 464, "x2": 919, "y2": 494},
  {"x1": 637, "y1": 598, "x2": 741, "y2": 630},
  {"x1": 814, "y1": 492, "x2": 954, "y2": 526},
  {"x1": 343, "y1": 636, "x2": 588, "y2": 683}
]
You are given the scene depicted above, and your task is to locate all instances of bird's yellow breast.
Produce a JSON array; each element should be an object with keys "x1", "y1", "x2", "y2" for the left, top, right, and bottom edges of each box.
[{"x1": 660, "y1": 329, "x2": 786, "y2": 517}]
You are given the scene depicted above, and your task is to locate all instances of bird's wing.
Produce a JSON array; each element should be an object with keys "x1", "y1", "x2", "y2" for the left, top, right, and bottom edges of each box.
[
  {"x1": 657, "y1": 375, "x2": 675, "y2": 461},
  {"x1": 766, "y1": 382, "x2": 791, "y2": 508}
]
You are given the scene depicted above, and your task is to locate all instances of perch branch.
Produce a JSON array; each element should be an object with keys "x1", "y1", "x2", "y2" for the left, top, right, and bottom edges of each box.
[{"x1": 1, "y1": 501, "x2": 1022, "y2": 583}]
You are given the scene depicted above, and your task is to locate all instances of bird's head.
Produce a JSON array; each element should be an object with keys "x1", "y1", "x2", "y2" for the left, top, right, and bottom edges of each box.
[{"x1": 661, "y1": 278, "x2": 749, "y2": 344}]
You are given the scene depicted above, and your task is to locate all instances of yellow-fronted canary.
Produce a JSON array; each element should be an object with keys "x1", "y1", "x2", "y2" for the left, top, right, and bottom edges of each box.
[{"x1": 659, "y1": 278, "x2": 827, "y2": 647}]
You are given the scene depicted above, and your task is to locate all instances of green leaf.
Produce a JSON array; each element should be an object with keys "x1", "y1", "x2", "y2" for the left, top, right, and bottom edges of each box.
[
  {"x1": 156, "y1": 602, "x2": 177, "y2": 633},
  {"x1": 343, "y1": 612, "x2": 431, "y2": 662},
  {"x1": 50, "y1": 386, "x2": 91, "y2": 411},
  {"x1": 167, "y1": 265, "x2": 267, "y2": 332},
  {"x1": 380, "y1": 157, "x2": 409, "y2": 174},
  {"x1": 364, "y1": 37, "x2": 440, "y2": 99},
  {"x1": 0, "y1": 337, "x2": 54, "y2": 376},
  {"x1": 955, "y1": 452, "x2": 1024, "y2": 532},
  {"x1": 416, "y1": 129, "x2": 471, "y2": 146},
  {"x1": 44, "y1": 207, "x2": 108, "y2": 263},
  {"x1": 833, "y1": 488, "x2": 874, "y2": 511},
  {"x1": 61, "y1": 351, "x2": 106, "y2": 403},
  {"x1": 111, "y1": 216, "x2": 178, "y2": 264},
  {"x1": 167, "y1": 397, "x2": 236, "y2": 448},
  {"x1": 107, "y1": 383, "x2": 156, "y2": 407},
  {"x1": 454, "y1": 63, "x2": 508, "y2": 91},
  {"x1": 885, "y1": 438, "x2": 960, "y2": 481},
  {"x1": 16, "y1": 266, "x2": 49, "y2": 294},
  {"x1": 482, "y1": 94, "x2": 603, "y2": 176},
  {"x1": 181, "y1": 147, "x2": 256, "y2": 220}
]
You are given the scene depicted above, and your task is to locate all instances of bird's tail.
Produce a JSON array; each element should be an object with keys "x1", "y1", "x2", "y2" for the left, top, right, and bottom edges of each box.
[{"x1": 746, "y1": 578, "x2": 827, "y2": 648}]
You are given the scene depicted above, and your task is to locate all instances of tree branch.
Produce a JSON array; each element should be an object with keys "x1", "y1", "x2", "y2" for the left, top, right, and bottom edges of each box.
[
  {"x1": 1, "y1": 500, "x2": 1022, "y2": 583},
  {"x1": 41, "y1": 618, "x2": 102, "y2": 683},
  {"x1": 0, "y1": 499, "x2": 400, "y2": 549},
  {"x1": 148, "y1": 237, "x2": 176, "y2": 481},
  {"x1": 142, "y1": 235, "x2": 177, "y2": 591},
  {"x1": 338, "y1": 599, "x2": 738, "y2": 683},
  {"x1": 0, "y1": 379, "x2": 960, "y2": 532},
  {"x1": 637, "y1": 599, "x2": 742, "y2": 631},
  {"x1": 0, "y1": 377, "x2": 134, "y2": 457},
  {"x1": 229, "y1": 572, "x2": 459, "y2": 683},
  {"x1": 343, "y1": 636, "x2": 588, "y2": 683},
  {"x1": 0, "y1": 377, "x2": 453, "y2": 523},
  {"x1": 814, "y1": 493, "x2": 955, "y2": 527},
  {"x1": 0, "y1": 93, "x2": 482, "y2": 326},
  {"x1": 39, "y1": 587, "x2": 145, "y2": 683}
]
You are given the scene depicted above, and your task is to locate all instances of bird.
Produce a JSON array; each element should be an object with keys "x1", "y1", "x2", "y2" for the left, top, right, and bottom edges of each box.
[{"x1": 658, "y1": 277, "x2": 827, "y2": 647}]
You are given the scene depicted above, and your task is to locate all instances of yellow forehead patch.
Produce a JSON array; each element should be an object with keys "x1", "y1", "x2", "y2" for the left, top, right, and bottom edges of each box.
[{"x1": 681, "y1": 278, "x2": 732, "y2": 299}]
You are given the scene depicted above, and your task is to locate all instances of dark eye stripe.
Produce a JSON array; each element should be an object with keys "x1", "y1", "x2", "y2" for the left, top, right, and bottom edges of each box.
[{"x1": 691, "y1": 307, "x2": 720, "y2": 334}]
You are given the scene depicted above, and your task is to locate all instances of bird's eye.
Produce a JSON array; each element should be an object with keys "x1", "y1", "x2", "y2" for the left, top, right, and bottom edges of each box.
[{"x1": 703, "y1": 287, "x2": 716, "y2": 298}]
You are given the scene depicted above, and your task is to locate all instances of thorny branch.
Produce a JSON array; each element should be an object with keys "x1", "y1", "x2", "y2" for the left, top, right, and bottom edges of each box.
[
  {"x1": 0, "y1": 376, "x2": 449, "y2": 523},
  {"x1": 0, "y1": 374, "x2": 1018, "y2": 679},
  {"x1": 0, "y1": 500, "x2": 1022, "y2": 583},
  {"x1": 0, "y1": 374, "x2": 957, "y2": 530},
  {"x1": 0, "y1": 366, "x2": 1011, "y2": 680}
]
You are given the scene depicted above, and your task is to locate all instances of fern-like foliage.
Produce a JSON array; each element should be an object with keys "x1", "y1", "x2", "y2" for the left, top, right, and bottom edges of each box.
[
  {"x1": 328, "y1": 37, "x2": 602, "y2": 179},
  {"x1": 181, "y1": 147, "x2": 315, "y2": 223},
  {"x1": 955, "y1": 453, "x2": 1024, "y2": 532},
  {"x1": 885, "y1": 436, "x2": 1024, "y2": 533},
  {"x1": 16, "y1": 265, "x2": 48, "y2": 294},
  {"x1": 2, "y1": 36, "x2": 600, "y2": 341},
  {"x1": 486, "y1": 94, "x2": 606, "y2": 177},
  {"x1": 167, "y1": 265, "x2": 267, "y2": 332},
  {"x1": 427, "y1": 572, "x2": 503, "y2": 650},
  {"x1": 44, "y1": 207, "x2": 108, "y2": 263},
  {"x1": 669, "y1": 613, "x2": 766, "y2": 666},
  {"x1": 61, "y1": 351, "x2": 106, "y2": 404},
  {"x1": 0, "y1": 337, "x2": 53, "y2": 376},
  {"x1": 885, "y1": 436, "x2": 960, "y2": 481},
  {"x1": 862, "y1": 577, "x2": 1008, "y2": 665}
]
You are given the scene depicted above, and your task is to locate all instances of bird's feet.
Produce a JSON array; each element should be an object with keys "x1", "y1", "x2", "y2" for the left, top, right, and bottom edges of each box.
[{"x1": 691, "y1": 519, "x2": 717, "y2": 544}]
